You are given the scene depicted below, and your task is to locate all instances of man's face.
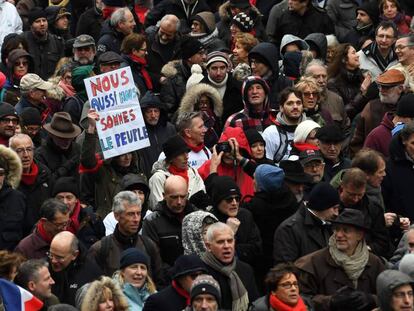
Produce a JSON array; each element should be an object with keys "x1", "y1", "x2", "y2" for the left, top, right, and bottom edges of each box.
[
  {"x1": 170, "y1": 152, "x2": 189, "y2": 170},
  {"x1": 250, "y1": 59, "x2": 270, "y2": 77},
  {"x1": 114, "y1": 152, "x2": 132, "y2": 168},
  {"x1": 51, "y1": 135, "x2": 73, "y2": 150},
  {"x1": 207, "y1": 62, "x2": 227, "y2": 83},
  {"x1": 73, "y1": 45, "x2": 96, "y2": 65},
  {"x1": 29, "y1": 88, "x2": 47, "y2": 105},
  {"x1": 285, "y1": 182, "x2": 304, "y2": 202},
  {"x1": 319, "y1": 141, "x2": 342, "y2": 162},
  {"x1": 407, "y1": 230, "x2": 414, "y2": 253},
  {"x1": 188, "y1": 117, "x2": 207, "y2": 145},
  {"x1": 391, "y1": 284, "x2": 414, "y2": 311},
  {"x1": 317, "y1": 204, "x2": 340, "y2": 221},
  {"x1": 379, "y1": 84, "x2": 403, "y2": 104},
  {"x1": 280, "y1": 93, "x2": 303, "y2": 122},
  {"x1": 118, "y1": 11, "x2": 135, "y2": 35},
  {"x1": 144, "y1": 107, "x2": 160, "y2": 126},
  {"x1": 49, "y1": 241, "x2": 78, "y2": 272},
  {"x1": 115, "y1": 203, "x2": 142, "y2": 236},
  {"x1": 31, "y1": 18, "x2": 48, "y2": 37},
  {"x1": 43, "y1": 211, "x2": 70, "y2": 237},
  {"x1": 99, "y1": 62, "x2": 121, "y2": 73},
  {"x1": 13, "y1": 137, "x2": 34, "y2": 172},
  {"x1": 367, "y1": 158, "x2": 386, "y2": 188},
  {"x1": 333, "y1": 224, "x2": 364, "y2": 255},
  {"x1": 356, "y1": 10, "x2": 372, "y2": 28},
  {"x1": 188, "y1": 50, "x2": 207, "y2": 65},
  {"x1": 217, "y1": 195, "x2": 240, "y2": 217},
  {"x1": 158, "y1": 22, "x2": 177, "y2": 45},
  {"x1": 307, "y1": 65, "x2": 328, "y2": 89},
  {"x1": 164, "y1": 181, "x2": 188, "y2": 214},
  {"x1": 339, "y1": 183, "x2": 366, "y2": 207},
  {"x1": 303, "y1": 160, "x2": 325, "y2": 183},
  {"x1": 55, "y1": 192, "x2": 77, "y2": 215},
  {"x1": 395, "y1": 37, "x2": 414, "y2": 65},
  {"x1": 192, "y1": 294, "x2": 218, "y2": 311},
  {"x1": 55, "y1": 16, "x2": 69, "y2": 31},
  {"x1": 288, "y1": 0, "x2": 308, "y2": 13},
  {"x1": 0, "y1": 115, "x2": 19, "y2": 138},
  {"x1": 30, "y1": 266, "x2": 55, "y2": 299},
  {"x1": 247, "y1": 83, "x2": 266, "y2": 109},
  {"x1": 375, "y1": 26, "x2": 396, "y2": 52},
  {"x1": 206, "y1": 228, "x2": 235, "y2": 264},
  {"x1": 403, "y1": 133, "x2": 414, "y2": 160}
]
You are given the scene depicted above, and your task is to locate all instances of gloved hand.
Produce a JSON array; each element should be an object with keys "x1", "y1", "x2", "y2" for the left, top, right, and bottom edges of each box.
[
  {"x1": 330, "y1": 286, "x2": 355, "y2": 310},
  {"x1": 350, "y1": 291, "x2": 376, "y2": 311}
]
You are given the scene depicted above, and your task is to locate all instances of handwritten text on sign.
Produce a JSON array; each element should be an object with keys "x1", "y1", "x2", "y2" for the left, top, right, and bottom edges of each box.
[{"x1": 84, "y1": 67, "x2": 150, "y2": 159}]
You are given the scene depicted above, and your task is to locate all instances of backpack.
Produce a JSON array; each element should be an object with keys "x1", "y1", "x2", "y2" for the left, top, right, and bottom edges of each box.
[{"x1": 273, "y1": 126, "x2": 291, "y2": 163}]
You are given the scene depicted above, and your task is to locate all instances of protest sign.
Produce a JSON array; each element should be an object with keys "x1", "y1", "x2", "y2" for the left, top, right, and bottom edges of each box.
[{"x1": 84, "y1": 66, "x2": 150, "y2": 159}]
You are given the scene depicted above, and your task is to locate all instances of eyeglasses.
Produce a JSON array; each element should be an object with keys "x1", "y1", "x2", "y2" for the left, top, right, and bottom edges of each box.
[
  {"x1": 303, "y1": 92, "x2": 318, "y2": 97},
  {"x1": 278, "y1": 281, "x2": 299, "y2": 289},
  {"x1": 394, "y1": 44, "x2": 414, "y2": 51},
  {"x1": 393, "y1": 291, "x2": 414, "y2": 299},
  {"x1": 304, "y1": 161, "x2": 324, "y2": 169},
  {"x1": 15, "y1": 61, "x2": 28, "y2": 66},
  {"x1": 14, "y1": 147, "x2": 34, "y2": 154},
  {"x1": 0, "y1": 117, "x2": 19, "y2": 125},
  {"x1": 46, "y1": 251, "x2": 67, "y2": 262},
  {"x1": 23, "y1": 125, "x2": 41, "y2": 133},
  {"x1": 0, "y1": 168, "x2": 5, "y2": 176},
  {"x1": 224, "y1": 196, "x2": 241, "y2": 203},
  {"x1": 47, "y1": 219, "x2": 69, "y2": 230}
]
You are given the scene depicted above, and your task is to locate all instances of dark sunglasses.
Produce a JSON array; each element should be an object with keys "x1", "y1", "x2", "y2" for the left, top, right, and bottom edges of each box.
[{"x1": 224, "y1": 196, "x2": 241, "y2": 203}]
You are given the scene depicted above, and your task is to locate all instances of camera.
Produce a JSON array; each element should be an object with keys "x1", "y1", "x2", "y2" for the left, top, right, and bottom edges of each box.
[{"x1": 216, "y1": 141, "x2": 232, "y2": 153}]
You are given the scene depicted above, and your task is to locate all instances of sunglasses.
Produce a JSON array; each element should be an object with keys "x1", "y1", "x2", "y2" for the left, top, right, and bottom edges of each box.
[
  {"x1": 224, "y1": 196, "x2": 241, "y2": 203},
  {"x1": 0, "y1": 118, "x2": 19, "y2": 125},
  {"x1": 0, "y1": 168, "x2": 5, "y2": 176}
]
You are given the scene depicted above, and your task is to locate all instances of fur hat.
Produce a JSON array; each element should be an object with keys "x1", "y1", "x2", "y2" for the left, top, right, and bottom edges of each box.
[
  {"x1": 163, "y1": 135, "x2": 190, "y2": 162},
  {"x1": 170, "y1": 254, "x2": 207, "y2": 280},
  {"x1": 28, "y1": 7, "x2": 47, "y2": 25},
  {"x1": 181, "y1": 36, "x2": 204, "y2": 60},
  {"x1": 20, "y1": 107, "x2": 42, "y2": 126}
]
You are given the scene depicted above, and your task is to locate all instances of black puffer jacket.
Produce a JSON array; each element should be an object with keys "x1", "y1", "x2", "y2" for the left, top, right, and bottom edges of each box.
[{"x1": 76, "y1": 6, "x2": 103, "y2": 42}]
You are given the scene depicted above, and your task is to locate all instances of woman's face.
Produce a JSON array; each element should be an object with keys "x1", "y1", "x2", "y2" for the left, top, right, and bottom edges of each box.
[
  {"x1": 135, "y1": 41, "x2": 147, "y2": 59},
  {"x1": 232, "y1": 41, "x2": 248, "y2": 64},
  {"x1": 383, "y1": 0, "x2": 398, "y2": 19},
  {"x1": 250, "y1": 141, "x2": 265, "y2": 160},
  {"x1": 230, "y1": 24, "x2": 241, "y2": 38},
  {"x1": 345, "y1": 46, "x2": 360, "y2": 70},
  {"x1": 191, "y1": 20, "x2": 205, "y2": 34},
  {"x1": 98, "y1": 290, "x2": 114, "y2": 311},
  {"x1": 272, "y1": 273, "x2": 300, "y2": 307},
  {"x1": 115, "y1": 153, "x2": 133, "y2": 167},
  {"x1": 61, "y1": 71, "x2": 72, "y2": 86},
  {"x1": 302, "y1": 86, "x2": 319, "y2": 109},
  {"x1": 196, "y1": 95, "x2": 212, "y2": 112},
  {"x1": 13, "y1": 56, "x2": 29, "y2": 77},
  {"x1": 326, "y1": 46, "x2": 336, "y2": 64},
  {"x1": 305, "y1": 129, "x2": 319, "y2": 145},
  {"x1": 122, "y1": 263, "x2": 148, "y2": 289}
]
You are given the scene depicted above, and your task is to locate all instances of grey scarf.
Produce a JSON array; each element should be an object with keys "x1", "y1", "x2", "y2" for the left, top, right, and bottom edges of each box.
[{"x1": 202, "y1": 252, "x2": 249, "y2": 311}]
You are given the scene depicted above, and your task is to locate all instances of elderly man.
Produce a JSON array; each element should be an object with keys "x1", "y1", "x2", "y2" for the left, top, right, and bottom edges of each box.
[
  {"x1": 48, "y1": 231, "x2": 102, "y2": 306},
  {"x1": 376, "y1": 270, "x2": 414, "y2": 311},
  {"x1": 72, "y1": 34, "x2": 96, "y2": 66},
  {"x1": 295, "y1": 208, "x2": 385, "y2": 311},
  {"x1": 0, "y1": 102, "x2": 19, "y2": 146},
  {"x1": 389, "y1": 33, "x2": 414, "y2": 92},
  {"x1": 202, "y1": 222, "x2": 259, "y2": 310},
  {"x1": 187, "y1": 274, "x2": 221, "y2": 311},
  {"x1": 97, "y1": 7, "x2": 135, "y2": 54},
  {"x1": 144, "y1": 175, "x2": 198, "y2": 267},
  {"x1": 10, "y1": 134, "x2": 52, "y2": 235}
]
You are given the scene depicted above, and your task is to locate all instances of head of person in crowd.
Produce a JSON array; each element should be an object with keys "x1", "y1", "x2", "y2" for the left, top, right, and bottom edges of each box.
[
  {"x1": 71, "y1": 65, "x2": 94, "y2": 103},
  {"x1": 232, "y1": 32, "x2": 258, "y2": 66},
  {"x1": 140, "y1": 91, "x2": 166, "y2": 127},
  {"x1": 304, "y1": 33, "x2": 327, "y2": 61},
  {"x1": 43, "y1": 112, "x2": 81, "y2": 151},
  {"x1": 176, "y1": 112, "x2": 207, "y2": 148},
  {"x1": 228, "y1": 0, "x2": 251, "y2": 17},
  {"x1": 181, "y1": 36, "x2": 207, "y2": 67},
  {"x1": 394, "y1": 34, "x2": 414, "y2": 66},
  {"x1": 325, "y1": 35, "x2": 339, "y2": 64},
  {"x1": 375, "y1": 21, "x2": 398, "y2": 54},
  {"x1": 315, "y1": 124, "x2": 346, "y2": 164},
  {"x1": 205, "y1": 222, "x2": 236, "y2": 264},
  {"x1": 298, "y1": 148, "x2": 325, "y2": 183},
  {"x1": 264, "y1": 263, "x2": 307, "y2": 310},
  {"x1": 182, "y1": 211, "x2": 218, "y2": 257},
  {"x1": 304, "y1": 60, "x2": 329, "y2": 91},
  {"x1": 48, "y1": 231, "x2": 79, "y2": 273},
  {"x1": 376, "y1": 269, "x2": 414, "y2": 311},
  {"x1": 206, "y1": 51, "x2": 230, "y2": 84},
  {"x1": 110, "y1": 7, "x2": 135, "y2": 36},
  {"x1": 163, "y1": 175, "x2": 189, "y2": 215},
  {"x1": 254, "y1": 164, "x2": 285, "y2": 193},
  {"x1": 98, "y1": 51, "x2": 123, "y2": 73},
  {"x1": 211, "y1": 175, "x2": 241, "y2": 220},
  {"x1": 14, "y1": 259, "x2": 55, "y2": 302},
  {"x1": 29, "y1": 7, "x2": 48, "y2": 39},
  {"x1": 0, "y1": 250, "x2": 25, "y2": 281},
  {"x1": 0, "y1": 102, "x2": 19, "y2": 143},
  {"x1": 20, "y1": 73, "x2": 53, "y2": 108},
  {"x1": 7, "y1": 49, "x2": 34, "y2": 83},
  {"x1": 121, "y1": 173, "x2": 150, "y2": 218},
  {"x1": 399, "y1": 120, "x2": 414, "y2": 160},
  {"x1": 352, "y1": 149, "x2": 386, "y2": 189},
  {"x1": 355, "y1": 2, "x2": 379, "y2": 32},
  {"x1": 120, "y1": 32, "x2": 147, "y2": 61},
  {"x1": 45, "y1": 6, "x2": 71, "y2": 36},
  {"x1": 54, "y1": 62, "x2": 75, "y2": 98},
  {"x1": 115, "y1": 248, "x2": 156, "y2": 293},
  {"x1": 393, "y1": 93, "x2": 414, "y2": 127},
  {"x1": 400, "y1": 253, "x2": 414, "y2": 278},
  {"x1": 170, "y1": 254, "x2": 208, "y2": 294},
  {"x1": 9, "y1": 133, "x2": 35, "y2": 175},
  {"x1": 163, "y1": 134, "x2": 190, "y2": 170},
  {"x1": 230, "y1": 10, "x2": 258, "y2": 39},
  {"x1": 73, "y1": 35, "x2": 96, "y2": 65},
  {"x1": 376, "y1": 69, "x2": 405, "y2": 106},
  {"x1": 328, "y1": 43, "x2": 360, "y2": 79},
  {"x1": 157, "y1": 15, "x2": 180, "y2": 45},
  {"x1": 248, "y1": 42, "x2": 280, "y2": 79},
  {"x1": 244, "y1": 129, "x2": 266, "y2": 162},
  {"x1": 307, "y1": 182, "x2": 340, "y2": 221},
  {"x1": 39, "y1": 198, "x2": 70, "y2": 242},
  {"x1": 379, "y1": 0, "x2": 404, "y2": 20},
  {"x1": 277, "y1": 87, "x2": 304, "y2": 125},
  {"x1": 241, "y1": 75, "x2": 270, "y2": 114},
  {"x1": 280, "y1": 35, "x2": 309, "y2": 58},
  {"x1": 190, "y1": 11, "x2": 215, "y2": 36},
  {"x1": 189, "y1": 274, "x2": 221, "y2": 311},
  {"x1": 52, "y1": 177, "x2": 81, "y2": 231},
  {"x1": 338, "y1": 168, "x2": 367, "y2": 208},
  {"x1": 113, "y1": 191, "x2": 142, "y2": 237},
  {"x1": 1, "y1": 34, "x2": 29, "y2": 68},
  {"x1": 216, "y1": 127, "x2": 251, "y2": 168},
  {"x1": 279, "y1": 160, "x2": 312, "y2": 202},
  {"x1": 80, "y1": 276, "x2": 129, "y2": 311},
  {"x1": 293, "y1": 119, "x2": 320, "y2": 149},
  {"x1": 295, "y1": 77, "x2": 322, "y2": 114}
]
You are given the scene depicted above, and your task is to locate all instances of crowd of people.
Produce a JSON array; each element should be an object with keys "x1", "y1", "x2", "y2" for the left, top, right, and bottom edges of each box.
[{"x1": 1, "y1": 0, "x2": 414, "y2": 310}]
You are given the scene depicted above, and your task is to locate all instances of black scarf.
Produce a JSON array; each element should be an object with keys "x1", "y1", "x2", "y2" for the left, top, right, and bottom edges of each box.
[{"x1": 113, "y1": 224, "x2": 138, "y2": 250}]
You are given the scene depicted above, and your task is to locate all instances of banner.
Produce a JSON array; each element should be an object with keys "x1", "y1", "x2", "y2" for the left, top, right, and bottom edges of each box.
[{"x1": 84, "y1": 67, "x2": 150, "y2": 159}]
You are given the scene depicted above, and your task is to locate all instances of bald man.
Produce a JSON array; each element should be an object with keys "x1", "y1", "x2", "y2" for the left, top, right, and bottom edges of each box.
[
  {"x1": 143, "y1": 175, "x2": 198, "y2": 267},
  {"x1": 49, "y1": 231, "x2": 102, "y2": 306}
]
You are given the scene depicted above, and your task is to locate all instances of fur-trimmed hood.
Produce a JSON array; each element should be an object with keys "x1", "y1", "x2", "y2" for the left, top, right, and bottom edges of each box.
[
  {"x1": 179, "y1": 83, "x2": 223, "y2": 117},
  {"x1": 0, "y1": 144, "x2": 22, "y2": 189},
  {"x1": 161, "y1": 60, "x2": 181, "y2": 79},
  {"x1": 47, "y1": 75, "x2": 67, "y2": 100},
  {"x1": 80, "y1": 276, "x2": 129, "y2": 311},
  {"x1": 218, "y1": 1, "x2": 261, "y2": 23}
]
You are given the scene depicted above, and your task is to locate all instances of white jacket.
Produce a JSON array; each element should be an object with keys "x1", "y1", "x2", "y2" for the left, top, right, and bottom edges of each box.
[{"x1": 0, "y1": 1, "x2": 22, "y2": 58}]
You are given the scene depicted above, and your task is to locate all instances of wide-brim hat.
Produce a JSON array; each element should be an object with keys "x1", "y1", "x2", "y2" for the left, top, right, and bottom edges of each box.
[
  {"x1": 43, "y1": 112, "x2": 81, "y2": 139},
  {"x1": 331, "y1": 208, "x2": 370, "y2": 231},
  {"x1": 279, "y1": 160, "x2": 312, "y2": 184}
]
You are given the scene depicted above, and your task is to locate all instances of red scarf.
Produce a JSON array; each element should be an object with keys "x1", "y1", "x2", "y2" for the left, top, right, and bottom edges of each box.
[
  {"x1": 269, "y1": 294, "x2": 307, "y2": 311},
  {"x1": 66, "y1": 200, "x2": 81, "y2": 233},
  {"x1": 172, "y1": 280, "x2": 190, "y2": 306},
  {"x1": 128, "y1": 54, "x2": 153, "y2": 90},
  {"x1": 21, "y1": 162, "x2": 39, "y2": 185},
  {"x1": 134, "y1": 4, "x2": 148, "y2": 24},
  {"x1": 292, "y1": 143, "x2": 319, "y2": 152},
  {"x1": 168, "y1": 164, "x2": 189, "y2": 185},
  {"x1": 102, "y1": 6, "x2": 118, "y2": 19},
  {"x1": 0, "y1": 136, "x2": 9, "y2": 146},
  {"x1": 184, "y1": 138, "x2": 205, "y2": 153},
  {"x1": 37, "y1": 220, "x2": 54, "y2": 243}
]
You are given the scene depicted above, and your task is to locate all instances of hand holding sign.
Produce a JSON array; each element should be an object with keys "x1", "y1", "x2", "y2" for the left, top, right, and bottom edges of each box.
[{"x1": 87, "y1": 109, "x2": 100, "y2": 134}]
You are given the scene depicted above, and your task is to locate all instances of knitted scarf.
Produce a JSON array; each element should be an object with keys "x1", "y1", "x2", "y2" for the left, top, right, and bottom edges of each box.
[
  {"x1": 208, "y1": 74, "x2": 228, "y2": 99},
  {"x1": 21, "y1": 162, "x2": 39, "y2": 185},
  {"x1": 66, "y1": 200, "x2": 81, "y2": 234},
  {"x1": 328, "y1": 234, "x2": 369, "y2": 288},
  {"x1": 202, "y1": 252, "x2": 249, "y2": 311},
  {"x1": 58, "y1": 80, "x2": 75, "y2": 97},
  {"x1": 168, "y1": 164, "x2": 189, "y2": 185},
  {"x1": 172, "y1": 280, "x2": 190, "y2": 305},
  {"x1": 128, "y1": 54, "x2": 153, "y2": 90},
  {"x1": 269, "y1": 294, "x2": 307, "y2": 311},
  {"x1": 37, "y1": 220, "x2": 53, "y2": 243}
]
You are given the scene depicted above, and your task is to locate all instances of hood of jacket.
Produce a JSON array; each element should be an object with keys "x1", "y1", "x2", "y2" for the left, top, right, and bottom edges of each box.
[
  {"x1": 304, "y1": 33, "x2": 327, "y2": 61},
  {"x1": 377, "y1": 270, "x2": 414, "y2": 311},
  {"x1": 241, "y1": 76, "x2": 271, "y2": 117},
  {"x1": 140, "y1": 91, "x2": 169, "y2": 127},
  {"x1": 380, "y1": 112, "x2": 395, "y2": 131},
  {"x1": 219, "y1": 126, "x2": 251, "y2": 157},
  {"x1": 248, "y1": 42, "x2": 280, "y2": 76},
  {"x1": 179, "y1": 83, "x2": 223, "y2": 117},
  {"x1": 0, "y1": 144, "x2": 22, "y2": 189},
  {"x1": 6, "y1": 49, "x2": 35, "y2": 81},
  {"x1": 280, "y1": 34, "x2": 309, "y2": 56}
]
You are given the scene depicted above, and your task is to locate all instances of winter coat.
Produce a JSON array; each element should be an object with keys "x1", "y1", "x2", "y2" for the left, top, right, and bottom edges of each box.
[
  {"x1": 142, "y1": 285, "x2": 186, "y2": 311},
  {"x1": 142, "y1": 200, "x2": 198, "y2": 267},
  {"x1": 358, "y1": 44, "x2": 398, "y2": 80},
  {"x1": 273, "y1": 205, "x2": 332, "y2": 264},
  {"x1": 266, "y1": 0, "x2": 289, "y2": 45},
  {"x1": 0, "y1": 2, "x2": 22, "y2": 54},
  {"x1": 76, "y1": 6, "x2": 103, "y2": 43},
  {"x1": 76, "y1": 205, "x2": 106, "y2": 250},
  {"x1": 121, "y1": 54, "x2": 152, "y2": 98},
  {"x1": 304, "y1": 33, "x2": 327, "y2": 61},
  {"x1": 15, "y1": 96, "x2": 51, "y2": 124},
  {"x1": 326, "y1": 0, "x2": 360, "y2": 42},
  {"x1": 322, "y1": 155, "x2": 351, "y2": 183},
  {"x1": 319, "y1": 89, "x2": 351, "y2": 137},
  {"x1": 382, "y1": 133, "x2": 414, "y2": 221},
  {"x1": 148, "y1": 160, "x2": 206, "y2": 211},
  {"x1": 62, "y1": 95, "x2": 85, "y2": 127},
  {"x1": 21, "y1": 31, "x2": 64, "y2": 80},
  {"x1": 364, "y1": 112, "x2": 394, "y2": 158},
  {"x1": 380, "y1": 13, "x2": 412, "y2": 35},
  {"x1": 244, "y1": 185, "x2": 299, "y2": 271},
  {"x1": 96, "y1": 20, "x2": 125, "y2": 54},
  {"x1": 295, "y1": 247, "x2": 385, "y2": 311},
  {"x1": 14, "y1": 227, "x2": 50, "y2": 259}
]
